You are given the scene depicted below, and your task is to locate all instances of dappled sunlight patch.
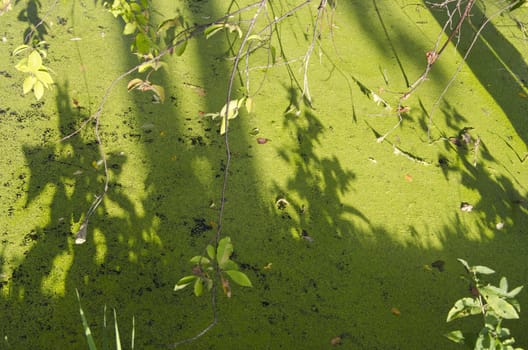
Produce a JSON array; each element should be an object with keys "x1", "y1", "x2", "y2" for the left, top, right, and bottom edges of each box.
[
  {"x1": 93, "y1": 227, "x2": 106, "y2": 265},
  {"x1": 41, "y1": 243, "x2": 73, "y2": 297},
  {"x1": 191, "y1": 156, "x2": 214, "y2": 189}
]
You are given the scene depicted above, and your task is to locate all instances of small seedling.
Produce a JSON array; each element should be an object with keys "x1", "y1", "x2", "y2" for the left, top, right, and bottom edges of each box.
[
  {"x1": 445, "y1": 259, "x2": 523, "y2": 350},
  {"x1": 174, "y1": 237, "x2": 252, "y2": 297}
]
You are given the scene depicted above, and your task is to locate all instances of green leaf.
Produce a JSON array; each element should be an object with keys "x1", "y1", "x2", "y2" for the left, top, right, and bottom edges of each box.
[
  {"x1": 224, "y1": 270, "x2": 252, "y2": 287},
  {"x1": 220, "y1": 117, "x2": 227, "y2": 135},
  {"x1": 157, "y1": 17, "x2": 181, "y2": 33},
  {"x1": 246, "y1": 34, "x2": 263, "y2": 42},
  {"x1": 445, "y1": 330, "x2": 465, "y2": 344},
  {"x1": 12, "y1": 44, "x2": 30, "y2": 56},
  {"x1": 506, "y1": 285, "x2": 523, "y2": 298},
  {"x1": 446, "y1": 297, "x2": 481, "y2": 322},
  {"x1": 174, "y1": 275, "x2": 197, "y2": 291},
  {"x1": 457, "y1": 258, "x2": 471, "y2": 272},
  {"x1": 127, "y1": 78, "x2": 144, "y2": 91},
  {"x1": 216, "y1": 237, "x2": 233, "y2": 266},
  {"x1": 23, "y1": 75, "x2": 36, "y2": 94},
  {"x1": 33, "y1": 80, "x2": 44, "y2": 100},
  {"x1": 220, "y1": 99, "x2": 241, "y2": 120},
  {"x1": 123, "y1": 22, "x2": 137, "y2": 35},
  {"x1": 194, "y1": 278, "x2": 203, "y2": 296},
  {"x1": 36, "y1": 70, "x2": 53, "y2": 86},
  {"x1": 473, "y1": 265, "x2": 495, "y2": 275},
  {"x1": 245, "y1": 97, "x2": 254, "y2": 113},
  {"x1": 151, "y1": 85, "x2": 165, "y2": 103},
  {"x1": 220, "y1": 259, "x2": 238, "y2": 271},
  {"x1": 15, "y1": 62, "x2": 29, "y2": 73},
  {"x1": 206, "y1": 244, "x2": 215, "y2": 260},
  {"x1": 204, "y1": 24, "x2": 226, "y2": 39},
  {"x1": 27, "y1": 51, "x2": 42, "y2": 72},
  {"x1": 134, "y1": 32, "x2": 151, "y2": 54},
  {"x1": 500, "y1": 277, "x2": 508, "y2": 292},
  {"x1": 486, "y1": 295, "x2": 519, "y2": 319},
  {"x1": 189, "y1": 255, "x2": 210, "y2": 265},
  {"x1": 174, "y1": 39, "x2": 187, "y2": 56}
]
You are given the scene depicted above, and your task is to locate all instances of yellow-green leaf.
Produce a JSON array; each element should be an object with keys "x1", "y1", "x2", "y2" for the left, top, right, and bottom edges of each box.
[
  {"x1": 245, "y1": 97, "x2": 254, "y2": 113},
  {"x1": 12, "y1": 44, "x2": 30, "y2": 56},
  {"x1": 33, "y1": 80, "x2": 44, "y2": 100},
  {"x1": 220, "y1": 116, "x2": 227, "y2": 135},
  {"x1": 36, "y1": 70, "x2": 53, "y2": 86},
  {"x1": 127, "y1": 78, "x2": 144, "y2": 91},
  {"x1": 23, "y1": 75, "x2": 36, "y2": 94},
  {"x1": 204, "y1": 24, "x2": 225, "y2": 39},
  {"x1": 123, "y1": 22, "x2": 137, "y2": 35},
  {"x1": 224, "y1": 270, "x2": 252, "y2": 287},
  {"x1": 15, "y1": 58, "x2": 29, "y2": 73},
  {"x1": 27, "y1": 51, "x2": 43, "y2": 72},
  {"x1": 174, "y1": 39, "x2": 187, "y2": 56},
  {"x1": 194, "y1": 278, "x2": 203, "y2": 296},
  {"x1": 220, "y1": 99, "x2": 240, "y2": 120},
  {"x1": 151, "y1": 85, "x2": 165, "y2": 103}
]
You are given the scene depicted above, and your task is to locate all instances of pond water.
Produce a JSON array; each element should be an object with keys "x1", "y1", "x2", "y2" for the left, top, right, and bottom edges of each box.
[{"x1": 0, "y1": 1, "x2": 527, "y2": 349}]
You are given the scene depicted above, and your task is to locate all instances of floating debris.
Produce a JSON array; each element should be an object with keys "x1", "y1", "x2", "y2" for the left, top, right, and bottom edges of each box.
[
  {"x1": 495, "y1": 222, "x2": 505, "y2": 230},
  {"x1": 301, "y1": 229, "x2": 314, "y2": 243},
  {"x1": 391, "y1": 307, "x2": 401, "y2": 316},
  {"x1": 330, "y1": 336, "x2": 342, "y2": 346},
  {"x1": 276, "y1": 198, "x2": 289, "y2": 210},
  {"x1": 431, "y1": 260, "x2": 445, "y2": 272},
  {"x1": 256, "y1": 137, "x2": 270, "y2": 144},
  {"x1": 263, "y1": 263, "x2": 273, "y2": 270},
  {"x1": 460, "y1": 202, "x2": 473, "y2": 212},
  {"x1": 330, "y1": 333, "x2": 349, "y2": 346}
]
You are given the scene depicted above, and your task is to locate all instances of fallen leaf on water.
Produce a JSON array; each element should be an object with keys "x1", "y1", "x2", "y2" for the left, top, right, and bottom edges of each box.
[
  {"x1": 330, "y1": 336, "x2": 342, "y2": 346},
  {"x1": 391, "y1": 307, "x2": 401, "y2": 316},
  {"x1": 75, "y1": 222, "x2": 88, "y2": 244},
  {"x1": 460, "y1": 202, "x2": 473, "y2": 212},
  {"x1": 263, "y1": 263, "x2": 273, "y2": 270},
  {"x1": 405, "y1": 174, "x2": 412, "y2": 182},
  {"x1": 257, "y1": 137, "x2": 270, "y2": 144}
]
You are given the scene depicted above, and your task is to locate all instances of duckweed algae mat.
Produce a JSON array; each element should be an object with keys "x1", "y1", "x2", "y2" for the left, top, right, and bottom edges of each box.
[{"x1": 1, "y1": 1, "x2": 527, "y2": 349}]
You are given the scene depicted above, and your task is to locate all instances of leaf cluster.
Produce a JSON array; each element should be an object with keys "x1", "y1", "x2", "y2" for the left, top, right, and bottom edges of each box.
[
  {"x1": 204, "y1": 97, "x2": 254, "y2": 135},
  {"x1": 13, "y1": 43, "x2": 53, "y2": 100},
  {"x1": 445, "y1": 259, "x2": 524, "y2": 350},
  {"x1": 174, "y1": 237, "x2": 252, "y2": 298}
]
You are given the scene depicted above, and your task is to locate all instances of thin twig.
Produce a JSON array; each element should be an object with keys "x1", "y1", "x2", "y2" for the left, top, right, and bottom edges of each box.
[
  {"x1": 302, "y1": 0, "x2": 328, "y2": 105},
  {"x1": 377, "y1": 0, "x2": 476, "y2": 143},
  {"x1": 64, "y1": 2, "x2": 267, "y2": 244},
  {"x1": 169, "y1": 1, "x2": 267, "y2": 347},
  {"x1": 427, "y1": 0, "x2": 521, "y2": 129},
  {"x1": 24, "y1": 0, "x2": 59, "y2": 44}
]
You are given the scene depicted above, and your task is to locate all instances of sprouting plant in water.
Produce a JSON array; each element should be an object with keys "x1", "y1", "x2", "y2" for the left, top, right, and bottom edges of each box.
[
  {"x1": 174, "y1": 237, "x2": 252, "y2": 298},
  {"x1": 12, "y1": 41, "x2": 54, "y2": 100},
  {"x1": 445, "y1": 259, "x2": 524, "y2": 350}
]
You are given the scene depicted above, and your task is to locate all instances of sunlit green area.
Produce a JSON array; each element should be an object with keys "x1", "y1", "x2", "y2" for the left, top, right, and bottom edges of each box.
[{"x1": 1, "y1": 0, "x2": 527, "y2": 349}]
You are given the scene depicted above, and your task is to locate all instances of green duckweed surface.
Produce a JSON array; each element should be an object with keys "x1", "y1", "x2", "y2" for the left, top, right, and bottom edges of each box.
[{"x1": 1, "y1": 1, "x2": 527, "y2": 349}]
